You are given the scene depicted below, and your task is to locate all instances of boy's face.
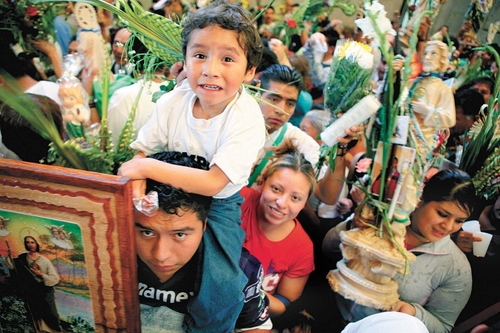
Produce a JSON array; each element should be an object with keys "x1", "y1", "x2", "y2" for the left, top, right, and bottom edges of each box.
[
  {"x1": 259, "y1": 80, "x2": 299, "y2": 134},
  {"x1": 135, "y1": 208, "x2": 205, "y2": 283},
  {"x1": 184, "y1": 26, "x2": 256, "y2": 115}
]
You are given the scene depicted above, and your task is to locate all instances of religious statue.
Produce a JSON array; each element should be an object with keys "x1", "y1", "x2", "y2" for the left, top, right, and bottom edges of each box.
[{"x1": 401, "y1": 40, "x2": 455, "y2": 212}]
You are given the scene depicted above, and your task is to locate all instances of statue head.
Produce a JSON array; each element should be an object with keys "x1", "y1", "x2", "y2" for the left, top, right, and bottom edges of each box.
[{"x1": 423, "y1": 40, "x2": 449, "y2": 73}]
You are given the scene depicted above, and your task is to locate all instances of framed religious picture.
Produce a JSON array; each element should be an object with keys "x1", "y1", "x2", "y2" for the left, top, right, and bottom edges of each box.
[
  {"x1": 370, "y1": 142, "x2": 416, "y2": 204},
  {"x1": 0, "y1": 159, "x2": 139, "y2": 333}
]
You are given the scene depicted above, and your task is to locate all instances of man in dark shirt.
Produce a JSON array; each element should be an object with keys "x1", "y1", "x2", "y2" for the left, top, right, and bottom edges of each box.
[{"x1": 135, "y1": 152, "x2": 271, "y2": 332}]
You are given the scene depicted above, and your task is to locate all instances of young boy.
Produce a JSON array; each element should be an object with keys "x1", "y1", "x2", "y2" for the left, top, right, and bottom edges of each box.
[
  {"x1": 118, "y1": 1, "x2": 265, "y2": 331},
  {"x1": 136, "y1": 152, "x2": 271, "y2": 332}
]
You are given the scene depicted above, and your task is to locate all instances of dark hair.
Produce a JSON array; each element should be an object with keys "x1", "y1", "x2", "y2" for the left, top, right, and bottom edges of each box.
[
  {"x1": 145, "y1": 152, "x2": 213, "y2": 222},
  {"x1": 421, "y1": 169, "x2": 476, "y2": 216},
  {"x1": 24, "y1": 236, "x2": 40, "y2": 252},
  {"x1": 181, "y1": 0, "x2": 263, "y2": 71},
  {"x1": 255, "y1": 45, "x2": 279, "y2": 73},
  {"x1": 0, "y1": 47, "x2": 27, "y2": 79},
  {"x1": 454, "y1": 88, "x2": 485, "y2": 117},
  {"x1": 288, "y1": 53, "x2": 311, "y2": 91},
  {"x1": 321, "y1": 27, "x2": 340, "y2": 47},
  {"x1": 0, "y1": 94, "x2": 64, "y2": 163},
  {"x1": 17, "y1": 53, "x2": 43, "y2": 81},
  {"x1": 259, "y1": 64, "x2": 303, "y2": 91}
]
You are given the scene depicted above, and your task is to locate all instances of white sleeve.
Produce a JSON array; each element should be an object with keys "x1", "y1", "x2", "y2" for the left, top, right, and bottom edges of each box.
[
  {"x1": 130, "y1": 94, "x2": 173, "y2": 156},
  {"x1": 108, "y1": 86, "x2": 134, "y2": 146},
  {"x1": 40, "y1": 256, "x2": 60, "y2": 287},
  {"x1": 285, "y1": 124, "x2": 321, "y2": 166}
]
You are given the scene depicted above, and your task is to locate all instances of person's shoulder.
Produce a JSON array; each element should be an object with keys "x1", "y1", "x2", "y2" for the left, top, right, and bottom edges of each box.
[
  {"x1": 155, "y1": 80, "x2": 193, "y2": 105},
  {"x1": 230, "y1": 87, "x2": 261, "y2": 114},
  {"x1": 285, "y1": 123, "x2": 320, "y2": 148},
  {"x1": 26, "y1": 81, "x2": 61, "y2": 104},
  {"x1": 429, "y1": 236, "x2": 471, "y2": 274},
  {"x1": 111, "y1": 81, "x2": 142, "y2": 98},
  {"x1": 241, "y1": 185, "x2": 259, "y2": 197},
  {"x1": 447, "y1": 238, "x2": 470, "y2": 263},
  {"x1": 30, "y1": 80, "x2": 60, "y2": 93}
]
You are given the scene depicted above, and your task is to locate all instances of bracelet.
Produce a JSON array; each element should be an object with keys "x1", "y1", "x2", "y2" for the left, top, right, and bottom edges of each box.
[
  {"x1": 346, "y1": 220, "x2": 352, "y2": 230},
  {"x1": 88, "y1": 101, "x2": 96, "y2": 108},
  {"x1": 273, "y1": 293, "x2": 291, "y2": 307},
  {"x1": 337, "y1": 144, "x2": 348, "y2": 157}
]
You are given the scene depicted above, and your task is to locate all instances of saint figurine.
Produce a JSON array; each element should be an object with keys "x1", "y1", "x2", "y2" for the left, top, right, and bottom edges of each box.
[{"x1": 401, "y1": 40, "x2": 455, "y2": 212}]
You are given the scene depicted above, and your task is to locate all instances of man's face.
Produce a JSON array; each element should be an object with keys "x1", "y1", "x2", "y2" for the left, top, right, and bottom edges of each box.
[
  {"x1": 164, "y1": 0, "x2": 183, "y2": 18},
  {"x1": 259, "y1": 80, "x2": 299, "y2": 134},
  {"x1": 68, "y1": 40, "x2": 80, "y2": 55},
  {"x1": 263, "y1": 8, "x2": 274, "y2": 24},
  {"x1": 25, "y1": 237, "x2": 38, "y2": 252},
  {"x1": 423, "y1": 44, "x2": 441, "y2": 73},
  {"x1": 112, "y1": 28, "x2": 132, "y2": 65},
  {"x1": 135, "y1": 208, "x2": 205, "y2": 283},
  {"x1": 472, "y1": 83, "x2": 491, "y2": 103}
]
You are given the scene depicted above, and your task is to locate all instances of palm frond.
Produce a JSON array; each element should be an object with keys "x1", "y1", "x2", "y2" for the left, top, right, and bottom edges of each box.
[
  {"x1": 0, "y1": 73, "x2": 86, "y2": 170},
  {"x1": 36, "y1": 0, "x2": 183, "y2": 66}
]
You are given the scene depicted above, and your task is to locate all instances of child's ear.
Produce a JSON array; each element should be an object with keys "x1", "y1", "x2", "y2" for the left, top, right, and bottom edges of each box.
[{"x1": 244, "y1": 66, "x2": 257, "y2": 83}]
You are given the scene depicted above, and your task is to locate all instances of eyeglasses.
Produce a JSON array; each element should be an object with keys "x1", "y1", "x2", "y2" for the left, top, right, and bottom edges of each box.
[{"x1": 114, "y1": 41, "x2": 125, "y2": 48}]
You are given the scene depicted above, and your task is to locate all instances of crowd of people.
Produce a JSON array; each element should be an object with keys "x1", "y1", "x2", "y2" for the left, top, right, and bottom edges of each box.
[{"x1": 0, "y1": 0, "x2": 499, "y2": 332}]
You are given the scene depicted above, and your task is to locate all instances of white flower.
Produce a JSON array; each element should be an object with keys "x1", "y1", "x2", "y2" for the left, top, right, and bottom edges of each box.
[
  {"x1": 357, "y1": 51, "x2": 374, "y2": 69},
  {"x1": 355, "y1": 0, "x2": 396, "y2": 50},
  {"x1": 344, "y1": 42, "x2": 374, "y2": 69}
]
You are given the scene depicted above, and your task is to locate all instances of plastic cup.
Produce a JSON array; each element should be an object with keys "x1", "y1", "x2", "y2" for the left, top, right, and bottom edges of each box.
[
  {"x1": 462, "y1": 220, "x2": 480, "y2": 233},
  {"x1": 472, "y1": 231, "x2": 493, "y2": 257}
]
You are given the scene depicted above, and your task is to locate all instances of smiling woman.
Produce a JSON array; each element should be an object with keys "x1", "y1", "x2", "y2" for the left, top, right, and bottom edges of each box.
[
  {"x1": 324, "y1": 169, "x2": 477, "y2": 333},
  {"x1": 240, "y1": 138, "x2": 316, "y2": 317}
]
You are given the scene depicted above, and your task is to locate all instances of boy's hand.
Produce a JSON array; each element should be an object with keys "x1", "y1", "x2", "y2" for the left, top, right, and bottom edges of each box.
[{"x1": 118, "y1": 158, "x2": 147, "y2": 180}]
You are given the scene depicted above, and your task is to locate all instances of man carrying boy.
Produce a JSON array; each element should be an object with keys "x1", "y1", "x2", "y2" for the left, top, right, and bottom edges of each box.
[
  {"x1": 136, "y1": 152, "x2": 271, "y2": 332},
  {"x1": 118, "y1": 1, "x2": 266, "y2": 331}
]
